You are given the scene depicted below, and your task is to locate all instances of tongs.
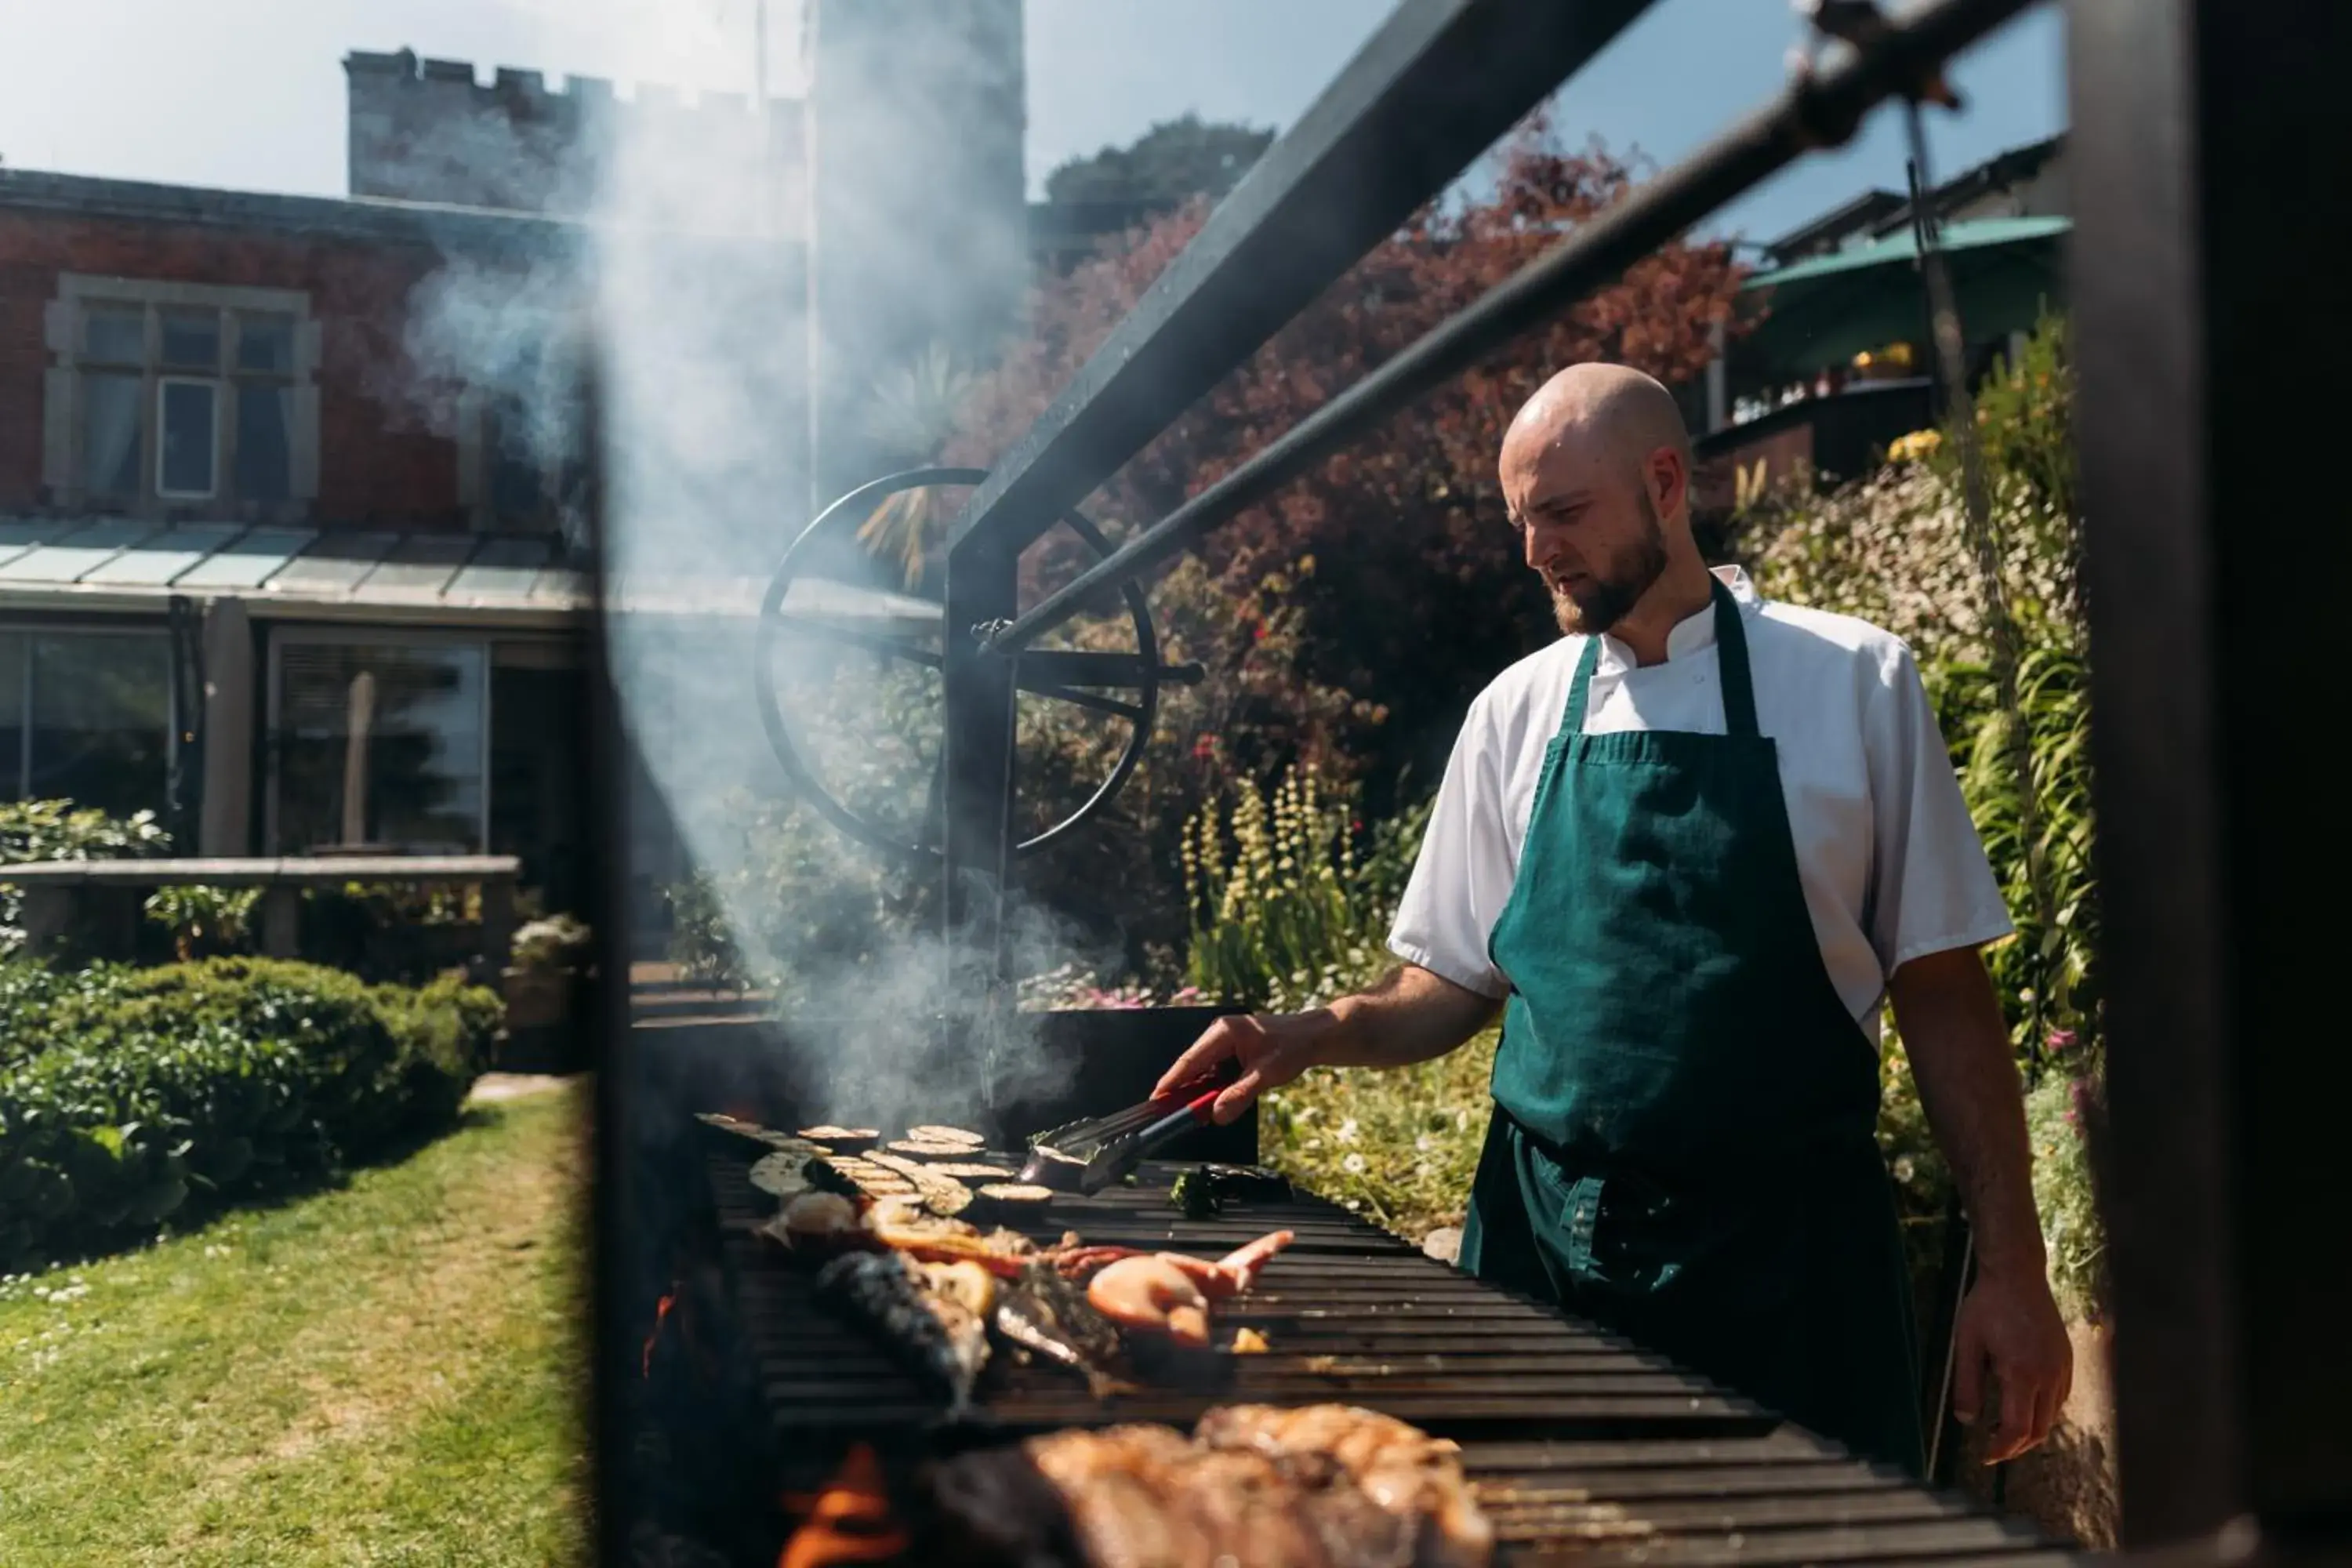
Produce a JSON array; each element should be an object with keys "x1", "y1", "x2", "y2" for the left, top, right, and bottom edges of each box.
[{"x1": 1017, "y1": 1059, "x2": 1242, "y2": 1196}]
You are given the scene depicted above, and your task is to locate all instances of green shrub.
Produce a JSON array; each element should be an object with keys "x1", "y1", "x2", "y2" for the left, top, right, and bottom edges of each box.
[
  {"x1": 1747, "y1": 313, "x2": 2108, "y2": 1315},
  {"x1": 142, "y1": 884, "x2": 262, "y2": 962},
  {"x1": 0, "y1": 800, "x2": 172, "y2": 956},
  {"x1": 0, "y1": 957, "x2": 500, "y2": 1269},
  {"x1": 2026, "y1": 1063, "x2": 2106, "y2": 1320}
]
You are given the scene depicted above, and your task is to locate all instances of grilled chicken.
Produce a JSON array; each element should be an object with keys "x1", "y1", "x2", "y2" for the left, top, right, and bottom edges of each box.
[
  {"x1": 920, "y1": 1409, "x2": 1490, "y2": 1568},
  {"x1": 1194, "y1": 1405, "x2": 1494, "y2": 1568}
]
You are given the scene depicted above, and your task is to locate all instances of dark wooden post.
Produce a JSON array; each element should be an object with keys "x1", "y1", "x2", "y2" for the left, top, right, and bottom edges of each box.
[{"x1": 2072, "y1": 0, "x2": 2352, "y2": 1554}]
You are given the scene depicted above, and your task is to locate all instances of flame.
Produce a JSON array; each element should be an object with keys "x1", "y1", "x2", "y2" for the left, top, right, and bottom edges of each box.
[
  {"x1": 779, "y1": 1443, "x2": 907, "y2": 1568},
  {"x1": 643, "y1": 1288, "x2": 679, "y2": 1379}
]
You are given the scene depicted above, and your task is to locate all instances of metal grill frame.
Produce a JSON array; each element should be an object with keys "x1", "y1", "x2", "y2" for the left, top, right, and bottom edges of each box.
[
  {"x1": 579, "y1": 0, "x2": 2352, "y2": 1561},
  {"x1": 927, "y1": 0, "x2": 2040, "y2": 1003},
  {"x1": 698, "y1": 1139, "x2": 2071, "y2": 1566}
]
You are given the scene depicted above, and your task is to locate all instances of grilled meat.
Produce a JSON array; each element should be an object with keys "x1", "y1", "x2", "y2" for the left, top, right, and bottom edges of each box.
[
  {"x1": 994, "y1": 1263, "x2": 1135, "y2": 1399},
  {"x1": 866, "y1": 1197, "x2": 1038, "y2": 1278},
  {"x1": 1194, "y1": 1406, "x2": 1494, "y2": 1568},
  {"x1": 815, "y1": 1250, "x2": 991, "y2": 1415},
  {"x1": 1087, "y1": 1257, "x2": 1212, "y2": 1347},
  {"x1": 920, "y1": 1415, "x2": 1463, "y2": 1568},
  {"x1": 773, "y1": 1191, "x2": 863, "y2": 1253}
]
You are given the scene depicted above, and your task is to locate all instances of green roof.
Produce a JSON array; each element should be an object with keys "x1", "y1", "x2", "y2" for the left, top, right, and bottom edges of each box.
[{"x1": 1743, "y1": 216, "x2": 2071, "y2": 290}]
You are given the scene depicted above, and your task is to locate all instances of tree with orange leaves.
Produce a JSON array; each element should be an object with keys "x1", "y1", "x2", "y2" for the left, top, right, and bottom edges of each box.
[{"x1": 946, "y1": 117, "x2": 1748, "y2": 811}]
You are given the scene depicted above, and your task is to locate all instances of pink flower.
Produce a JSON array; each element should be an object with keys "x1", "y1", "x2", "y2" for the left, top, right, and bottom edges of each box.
[{"x1": 2046, "y1": 1028, "x2": 2078, "y2": 1053}]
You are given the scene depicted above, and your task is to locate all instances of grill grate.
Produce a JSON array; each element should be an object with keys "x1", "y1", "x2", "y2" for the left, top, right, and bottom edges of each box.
[{"x1": 707, "y1": 1152, "x2": 2073, "y2": 1566}]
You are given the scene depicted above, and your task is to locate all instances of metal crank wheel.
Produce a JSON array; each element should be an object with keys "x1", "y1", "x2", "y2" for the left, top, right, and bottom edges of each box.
[{"x1": 753, "y1": 466, "x2": 1199, "y2": 865}]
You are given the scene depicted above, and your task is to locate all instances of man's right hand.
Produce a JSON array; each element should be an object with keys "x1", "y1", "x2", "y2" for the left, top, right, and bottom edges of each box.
[
  {"x1": 1155, "y1": 1009, "x2": 1341, "y2": 1125},
  {"x1": 1158, "y1": 966, "x2": 1500, "y2": 1123}
]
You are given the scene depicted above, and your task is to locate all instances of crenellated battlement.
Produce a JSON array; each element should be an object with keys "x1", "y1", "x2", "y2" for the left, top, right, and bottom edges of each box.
[{"x1": 343, "y1": 48, "x2": 805, "y2": 223}]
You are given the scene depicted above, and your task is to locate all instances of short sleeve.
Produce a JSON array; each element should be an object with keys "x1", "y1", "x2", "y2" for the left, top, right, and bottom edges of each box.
[
  {"x1": 1865, "y1": 641, "x2": 2016, "y2": 974},
  {"x1": 1386, "y1": 694, "x2": 1516, "y2": 999}
]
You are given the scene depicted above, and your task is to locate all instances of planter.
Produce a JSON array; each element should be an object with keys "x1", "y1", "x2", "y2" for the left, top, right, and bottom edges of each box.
[
  {"x1": 1953, "y1": 1317, "x2": 2119, "y2": 1549},
  {"x1": 502, "y1": 965, "x2": 578, "y2": 1032},
  {"x1": 496, "y1": 964, "x2": 590, "y2": 1073}
]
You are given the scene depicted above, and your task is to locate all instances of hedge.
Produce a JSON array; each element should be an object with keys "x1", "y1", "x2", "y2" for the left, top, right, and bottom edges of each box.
[{"x1": 0, "y1": 957, "x2": 501, "y2": 1270}]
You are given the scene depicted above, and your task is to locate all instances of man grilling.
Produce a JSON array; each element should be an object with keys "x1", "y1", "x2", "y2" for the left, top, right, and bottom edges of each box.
[{"x1": 1156, "y1": 362, "x2": 2072, "y2": 1475}]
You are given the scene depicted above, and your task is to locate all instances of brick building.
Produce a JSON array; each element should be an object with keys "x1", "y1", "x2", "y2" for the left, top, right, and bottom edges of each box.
[{"x1": 0, "y1": 3, "x2": 1029, "y2": 939}]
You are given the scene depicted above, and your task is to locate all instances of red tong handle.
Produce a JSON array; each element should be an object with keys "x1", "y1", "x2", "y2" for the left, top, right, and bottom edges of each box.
[
  {"x1": 1151, "y1": 1055, "x2": 1241, "y2": 1110},
  {"x1": 1136, "y1": 1088, "x2": 1222, "y2": 1152}
]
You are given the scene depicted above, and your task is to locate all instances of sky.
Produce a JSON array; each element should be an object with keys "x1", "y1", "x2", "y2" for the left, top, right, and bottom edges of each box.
[{"x1": 0, "y1": 0, "x2": 2064, "y2": 249}]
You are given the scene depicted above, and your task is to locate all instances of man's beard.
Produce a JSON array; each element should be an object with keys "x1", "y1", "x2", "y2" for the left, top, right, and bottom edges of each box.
[{"x1": 1549, "y1": 488, "x2": 1670, "y2": 636}]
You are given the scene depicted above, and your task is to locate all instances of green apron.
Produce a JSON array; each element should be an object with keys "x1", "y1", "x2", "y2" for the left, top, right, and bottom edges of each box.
[{"x1": 1457, "y1": 579, "x2": 1924, "y2": 1475}]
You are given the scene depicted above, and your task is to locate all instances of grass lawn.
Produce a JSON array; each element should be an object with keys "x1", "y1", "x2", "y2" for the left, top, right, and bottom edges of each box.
[
  {"x1": 0, "y1": 1081, "x2": 592, "y2": 1567},
  {"x1": 1262, "y1": 1028, "x2": 1498, "y2": 1245}
]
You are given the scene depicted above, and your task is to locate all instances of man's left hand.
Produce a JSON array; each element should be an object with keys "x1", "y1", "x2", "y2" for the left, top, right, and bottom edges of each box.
[{"x1": 1949, "y1": 1264, "x2": 2074, "y2": 1463}]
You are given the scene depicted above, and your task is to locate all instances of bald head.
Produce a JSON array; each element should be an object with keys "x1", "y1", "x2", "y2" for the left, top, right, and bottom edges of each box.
[
  {"x1": 1499, "y1": 363, "x2": 1700, "y2": 638},
  {"x1": 1501, "y1": 362, "x2": 1694, "y2": 487}
]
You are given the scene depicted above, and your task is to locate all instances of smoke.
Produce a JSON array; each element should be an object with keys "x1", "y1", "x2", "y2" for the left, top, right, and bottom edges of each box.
[{"x1": 397, "y1": 6, "x2": 1087, "y2": 1131}]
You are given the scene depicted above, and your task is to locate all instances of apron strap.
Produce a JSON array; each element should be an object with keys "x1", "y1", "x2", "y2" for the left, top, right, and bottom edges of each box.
[
  {"x1": 1563, "y1": 631, "x2": 1604, "y2": 732},
  {"x1": 1562, "y1": 576, "x2": 1761, "y2": 738},
  {"x1": 1711, "y1": 576, "x2": 1760, "y2": 739}
]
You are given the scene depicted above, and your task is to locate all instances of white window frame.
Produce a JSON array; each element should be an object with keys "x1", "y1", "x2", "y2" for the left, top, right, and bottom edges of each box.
[
  {"x1": 42, "y1": 274, "x2": 319, "y2": 521},
  {"x1": 263, "y1": 626, "x2": 494, "y2": 856},
  {"x1": 154, "y1": 376, "x2": 222, "y2": 500}
]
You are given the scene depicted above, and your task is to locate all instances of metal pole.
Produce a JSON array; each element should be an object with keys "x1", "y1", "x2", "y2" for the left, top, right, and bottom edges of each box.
[
  {"x1": 985, "y1": 0, "x2": 2040, "y2": 656},
  {"x1": 939, "y1": 0, "x2": 1668, "y2": 564}
]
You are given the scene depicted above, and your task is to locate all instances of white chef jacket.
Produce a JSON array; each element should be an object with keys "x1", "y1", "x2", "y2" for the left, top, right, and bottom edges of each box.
[{"x1": 1387, "y1": 566, "x2": 2013, "y2": 1035}]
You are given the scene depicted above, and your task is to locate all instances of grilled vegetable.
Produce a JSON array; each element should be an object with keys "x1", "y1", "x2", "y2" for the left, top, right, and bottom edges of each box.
[
  {"x1": 928, "y1": 1162, "x2": 1015, "y2": 1181},
  {"x1": 797, "y1": 1125, "x2": 881, "y2": 1153},
  {"x1": 747, "y1": 1142, "x2": 835, "y2": 1203},
  {"x1": 908, "y1": 1124, "x2": 985, "y2": 1148},
  {"x1": 888, "y1": 1138, "x2": 982, "y2": 1161},
  {"x1": 695, "y1": 1112, "x2": 808, "y2": 1151},
  {"x1": 1168, "y1": 1163, "x2": 1293, "y2": 1218},
  {"x1": 826, "y1": 1157, "x2": 920, "y2": 1203},
  {"x1": 1203, "y1": 1164, "x2": 1293, "y2": 1201},
  {"x1": 975, "y1": 1183, "x2": 1054, "y2": 1221},
  {"x1": 1169, "y1": 1168, "x2": 1221, "y2": 1219},
  {"x1": 868, "y1": 1152, "x2": 976, "y2": 1218}
]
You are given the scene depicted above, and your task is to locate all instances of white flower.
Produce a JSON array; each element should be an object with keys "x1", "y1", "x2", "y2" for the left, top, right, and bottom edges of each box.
[
  {"x1": 1342, "y1": 1153, "x2": 1368, "y2": 1176},
  {"x1": 1414, "y1": 1135, "x2": 1434, "y2": 1154},
  {"x1": 1335, "y1": 1118, "x2": 1359, "y2": 1145}
]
